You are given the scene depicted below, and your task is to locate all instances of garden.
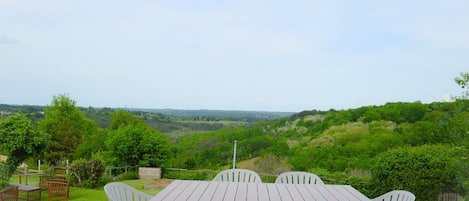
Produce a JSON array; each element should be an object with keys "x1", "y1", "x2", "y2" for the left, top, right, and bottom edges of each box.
[{"x1": 7, "y1": 172, "x2": 164, "y2": 201}]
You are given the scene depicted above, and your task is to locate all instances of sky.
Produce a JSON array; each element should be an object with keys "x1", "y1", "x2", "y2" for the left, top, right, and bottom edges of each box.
[{"x1": 1, "y1": 0, "x2": 468, "y2": 112}]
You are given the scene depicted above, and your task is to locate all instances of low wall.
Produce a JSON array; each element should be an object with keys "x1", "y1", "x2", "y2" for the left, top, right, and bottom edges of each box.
[{"x1": 139, "y1": 167, "x2": 161, "y2": 180}]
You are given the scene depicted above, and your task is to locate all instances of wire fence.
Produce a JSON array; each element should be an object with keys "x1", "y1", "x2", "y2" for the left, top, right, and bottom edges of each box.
[{"x1": 105, "y1": 166, "x2": 138, "y2": 178}]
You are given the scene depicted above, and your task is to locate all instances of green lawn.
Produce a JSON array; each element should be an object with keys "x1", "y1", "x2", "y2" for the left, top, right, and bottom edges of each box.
[
  {"x1": 11, "y1": 174, "x2": 164, "y2": 201},
  {"x1": 53, "y1": 180, "x2": 163, "y2": 201}
]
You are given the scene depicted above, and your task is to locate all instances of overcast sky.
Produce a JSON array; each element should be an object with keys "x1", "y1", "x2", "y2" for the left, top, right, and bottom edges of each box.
[{"x1": 1, "y1": 0, "x2": 468, "y2": 112}]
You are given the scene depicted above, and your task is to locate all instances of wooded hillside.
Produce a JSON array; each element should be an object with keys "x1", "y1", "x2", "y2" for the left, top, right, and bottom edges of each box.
[
  {"x1": 1, "y1": 99, "x2": 468, "y2": 200},
  {"x1": 0, "y1": 104, "x2": 292, "y2": 136},
  {"x1": 169, "y1": 100, "x2": 469, "y2": 200}
]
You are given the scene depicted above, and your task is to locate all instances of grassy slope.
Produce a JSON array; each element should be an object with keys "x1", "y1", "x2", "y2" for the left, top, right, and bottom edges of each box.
[{"x1": 237, "y1": 157, "x2": 259, "y2": 170}]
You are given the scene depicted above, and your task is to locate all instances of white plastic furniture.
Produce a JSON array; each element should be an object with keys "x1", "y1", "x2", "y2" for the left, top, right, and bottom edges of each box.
[
  {"x1": 372, "y1": 190, "x2": 416, "y2": 201},
  {"x1": 104, "y1": 182, "x2": 153, "y2": 201},
  {"x1": 275, "y1": 171, "x2": 324, "y2": 184},
  {"x1": 213, "y1": 169, "x2": 262, "y2": 183},
  {"x1": 151, "y1": 180, "x2": 372, "y2": 201}
]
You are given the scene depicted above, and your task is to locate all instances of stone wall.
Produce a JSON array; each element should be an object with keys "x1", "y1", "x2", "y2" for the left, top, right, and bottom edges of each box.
[{"x1": 139, "y1": 167, "x2": 161, "y2": 180}]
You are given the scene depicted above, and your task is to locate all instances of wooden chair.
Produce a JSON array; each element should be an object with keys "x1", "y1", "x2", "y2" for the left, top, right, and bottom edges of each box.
[
  {"x1": 0, "y1": 185, "x2": 18, "y2": 201},
  {"x1": 40, "y1": 167, "x2": 68, "y2": 190},
  {"x1": 275, "y1": 171, "x2": 324, "y2": 184},
  {"x1": 104, "y1": 182, "x2": 153, "y2": 201},
  {"x1": 213, "y1": 169, "x2": 262, "y2": 183},
  {"x1": 439, "y1": 192, "x2": 459, "y2": 201},
  {"x1": 47, "y1": 181, "x2": 69, "y2": 201},
  {"x1": 51, "y1": 167, "x2": 67, "y2": 180},
  {"x1": 372, "y1": 190, "x2": 416, "y2": 201}
]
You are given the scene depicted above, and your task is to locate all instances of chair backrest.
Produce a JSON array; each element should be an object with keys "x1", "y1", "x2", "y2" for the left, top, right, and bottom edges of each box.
[
  {"x1": 104, "y1": 182, "x2": 153, "y2": 201},
  {"x1": 275, "y1": 171, "x2": 324, "y2": 184},
  {"x1": 213, "y1": 169, "x2": 262, "y2": 183},
  {"x1": 0, "y1": 185, "x2": 18, "y2": 201},
  {"x1": 51, "y1": 167, "x2": 68, "y2": 180},
  {"x1": 48, "y1": 181, "x2": 70, "y2": 201},
  {"x1": 372, "y1": 190, "x2": 416, "y2": 201},
  {"x1": 438, "y1": 192, "x2": 459, "y2": 201},
  {"x1": 53, "y1": 167, "x2": 66, "y2": 175}
]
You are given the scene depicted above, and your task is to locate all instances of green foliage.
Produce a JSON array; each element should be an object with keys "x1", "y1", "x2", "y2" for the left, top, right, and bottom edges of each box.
[
  {"x1": 254, "y1": 153, "x2": 291, "y2": 175},
  {"x1": 106, "y1": 126, "x2": 170, "y2": 167},
  {"x1": 398, "y1": 121, "x2": 439, "y2": 145},
  {"x1": 89, "y1": 151, "x2": 113, "y2": 166},
  {"x1": 0, "y1": 104, "x2": 45, "y2": 123},
  {"x1": 455, "y1": 72, "x2": 469, "y2": 99},
  {"x1": 379, "y1": 102, "x2": 427, "y2": 124},
  {"x1": 2, "y1": 98, "x2": 469, "y2": 198},
  {"x1": 37, "y1": 94, "x2": 99, "y2": 165},
  {"x1": 116, "y1": 171, "x2": 140, "y2": 180},
  {"x1": 346, "y1": 176, "x2": 373, "y2": 198},
  {"x1": 70, "y1": 159, "x2": 106, "y2": 188},
  {"x1": 370, "y1": 145, "x2": 466, "y2": 200},
  {"x1": 291, "y1": 121, "x2": 403, "y2": 172},
  {"x1": 0, "y1": 114, "x2": 49, "y2": 185},
  {"x1": 106, "y1": 111, "x2": 171, "y2": 167},
  {"x1": 0, "y1": 180, "x2": 9, "y2": 188},
  {"x1": 162, "y1": 169, "x2": 215, "y2": 180},
  {"x1": 74, "y1": 129, "x2": 108, "y2": 160},
  {"x1": 109, "y1": 110, "x2": 147, "y2": 130}
]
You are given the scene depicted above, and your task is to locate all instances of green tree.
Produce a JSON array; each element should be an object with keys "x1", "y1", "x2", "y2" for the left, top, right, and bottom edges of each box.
[
  {"x1": 106, "y1": 111, "x2": 170, "y2": 167},
  {"x1": 455, "y1": 72, "x2": 469, "y2": 99},
  {"x1": 37, "y1": 94, "x2": 99, "y2": 165},
  {"x1": 0, "y1": 114, "x2": 49, "y2": 186},
  {"x1": 109, "y1": 110, "x2": 146, "y2": 130},
  {"x1": 398, "y1": 121, "x2": 438, "y2": 145},
  {"x1": 106, "y1": 126, "x2": 170, "y2": 167},
  {"x1": 74, "y1": 128, "x2": 108, "y2": 160}
]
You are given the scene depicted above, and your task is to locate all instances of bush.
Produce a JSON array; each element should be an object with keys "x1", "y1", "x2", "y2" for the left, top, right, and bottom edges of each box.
[
  {"x1": 162, "y1": 168, "x2": 215, "y2": 180},
  {"x1": 98, "y1": 174, "x2": 113, "y2": 186},
  {"x1": 116, "y1": 171, "x2": 140, "y2": 180},
  {"x1": 370, "y1": 145, "x2": 466, "y2": 200},
  {"x1": 346, "y1": 176, "x2": 373, "y2": 198},
  {"x1": 70, "y1": 159, "x2": 106, "y2": 188},
  {"x1": 0, "y1": 114, "x2": 49, "y2": 186}
]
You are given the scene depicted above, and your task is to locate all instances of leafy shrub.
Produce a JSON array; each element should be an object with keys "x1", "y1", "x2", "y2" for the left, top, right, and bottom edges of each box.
[
  {"x1": 0, "y1": 114, "x2": 49, "y2": 187},
  {"x1": 346, "y1": 176, "x2": 373, "y2": 198},
  {"x1": 116, "y1": 171, "x2": 140, "y2": 180},
  {"x1": 70, "y1": 159, "x2": 106, "y2": 188},
  {"x1": 370, "y1": 145, "x2": 466, "y2": 200},
  {"x1": 162, "y1": 169, "x2": 215, "y2": 180},
  {"x1": 98, "y1": 174, "x2": 113, "y2": 186}
]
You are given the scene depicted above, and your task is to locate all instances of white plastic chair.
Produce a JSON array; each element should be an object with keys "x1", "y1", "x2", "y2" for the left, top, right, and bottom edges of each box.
[
  {"x1": 372, "y1": 190, "x2": 416, "y2": 201},
  {"x1": 213, "y1": 169, "x2": 262, "y2": 183},
  {"x1": 104, "y1": 182, "x2": 153, "y2": 201},
  {"x1": 275, "y1": 171, "x2": 324, "y2": 184}
]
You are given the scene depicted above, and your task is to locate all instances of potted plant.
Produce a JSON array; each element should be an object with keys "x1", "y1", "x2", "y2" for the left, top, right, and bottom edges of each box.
[{"x1": 0, "y1": 114, "x2": 49, "y2": 196}]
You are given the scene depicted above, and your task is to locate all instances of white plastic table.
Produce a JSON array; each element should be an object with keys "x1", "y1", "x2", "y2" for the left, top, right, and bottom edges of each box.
[{"x1": 151, "y1": 180, "x2": 371, "y2": 201}]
